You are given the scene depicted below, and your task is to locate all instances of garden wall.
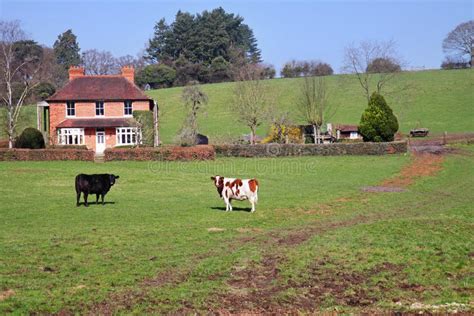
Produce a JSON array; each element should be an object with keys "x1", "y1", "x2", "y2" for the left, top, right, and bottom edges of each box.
[
  {"x1": 214, "y1": 141, "x2": 407, "y2": 157},
  {"x1": 104, "y1": 145, "x2": 215, "y2": 161},
  {"x1": 0, "y1": 148, "x2": 95, "y2": 161}
]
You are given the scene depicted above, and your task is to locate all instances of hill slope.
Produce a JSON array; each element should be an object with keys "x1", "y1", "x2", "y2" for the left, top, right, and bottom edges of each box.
[{"x1": 147, "y1": 69, "x2": 473, "y2": 144}]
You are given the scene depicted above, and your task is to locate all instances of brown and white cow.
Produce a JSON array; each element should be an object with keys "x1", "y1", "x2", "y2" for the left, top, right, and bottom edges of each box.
[{"x1": 211, "y1": 176, "x2": 259, "y2": 212}]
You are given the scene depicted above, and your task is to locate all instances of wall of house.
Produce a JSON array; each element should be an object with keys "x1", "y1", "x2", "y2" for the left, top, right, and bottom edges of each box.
[{"x1": 48, "y1": 101, "x2": 150, "y2": 146}]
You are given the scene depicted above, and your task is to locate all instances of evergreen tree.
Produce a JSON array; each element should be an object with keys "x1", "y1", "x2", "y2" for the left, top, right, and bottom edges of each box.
[
  {"x1": 359, "y1": 92, "x2": 399, "y2": 142},
  {"x1": 145, "y1": 7, "x2": 262, "y2": 85},
  {"x1": 146, "y1": 18, "x2": 172, "y2": 63},
  {"x1": 53, "y1": 29, "x2": 80, "y2": 68}
]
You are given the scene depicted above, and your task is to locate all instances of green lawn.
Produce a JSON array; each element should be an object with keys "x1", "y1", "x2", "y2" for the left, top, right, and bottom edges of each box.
[
  {"x1": 1, "y1": 150, "x2": 473, "y2": 313},
  {"x1": 148, "y1": 69, "x2": 474, "y2": 143},
  {"x1": 0, "y1": 105, "x2": 37, "y2": 141}
]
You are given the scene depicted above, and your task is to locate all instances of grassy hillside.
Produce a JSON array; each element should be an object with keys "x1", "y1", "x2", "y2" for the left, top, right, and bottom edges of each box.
[
  {"x1": 1, "y1": 69, "x2": 472, "y2": 144},
  {"x1": 147, "y1": 69, "x2": 473, "y2": 144}
]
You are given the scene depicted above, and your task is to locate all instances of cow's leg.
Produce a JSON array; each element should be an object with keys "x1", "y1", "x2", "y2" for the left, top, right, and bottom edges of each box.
[
  {"x1": 228, "y1": 199, "x2": 233, "y2": 211},
  {"x1": 250, "y1": 196, "x2": 256, "y2": 212},
  {"x1": 101, "y1": 194, "x2": 105, "y2": 205},
  {"x1": 76, "y1": 191, "x2": 81, "y2": 207},
  {"x1": 223, "y1": 196, "x2": 230, "y2": 211},
  {"x1": 96, "y1": 194, "x2": 99, "y2": 204},
  {"x1": 84, "y1": 193, "x2": 89, "y2": 207}
]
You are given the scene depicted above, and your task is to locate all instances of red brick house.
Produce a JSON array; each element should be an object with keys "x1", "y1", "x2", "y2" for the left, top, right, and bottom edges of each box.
[{"x1": 45, "y1": 66, "x2": 154, "y2": 154}]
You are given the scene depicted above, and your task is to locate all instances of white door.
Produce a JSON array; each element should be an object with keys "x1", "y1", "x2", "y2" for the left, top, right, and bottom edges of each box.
[{"x1": 96, "y1": 130, "x2": 106, "y2": 154}]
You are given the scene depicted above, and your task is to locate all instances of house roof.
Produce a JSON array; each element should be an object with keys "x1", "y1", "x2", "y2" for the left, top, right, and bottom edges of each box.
[
  {"x1": 56, "y1": 118, "x2": 137, "y2": 128},
  {"x1": 47, "y1": 76, "x2": 152, "y2": 102},
  {"x1": 336, "y1": 125, "x2": 359, "y2": 132}
]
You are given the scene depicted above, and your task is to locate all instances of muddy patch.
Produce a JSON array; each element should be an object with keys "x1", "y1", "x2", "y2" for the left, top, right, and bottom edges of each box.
[
  {"x1": 362, "y1": 186, "x2": 406, "y2": 192},
  {"x1": 0, "y1": 289, "x2": 15, "y2": 301},
  {"x1": 381, "y1": 153, "x2": 444, "y2": 188}
]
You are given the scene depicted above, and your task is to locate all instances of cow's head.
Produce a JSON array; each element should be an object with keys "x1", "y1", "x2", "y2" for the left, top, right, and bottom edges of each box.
[
  {"x1": 110, "y1": 174, "x2": 120, "y2": 185},
  {"x1": 210, "y1": 175, "x2": 224, "y2": 197}
]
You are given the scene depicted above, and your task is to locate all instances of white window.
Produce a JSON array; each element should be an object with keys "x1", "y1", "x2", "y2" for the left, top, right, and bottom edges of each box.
[
  {"x1": 66, "y1": 101, "x2": 75, "y2": 117},
  {"x1": 124, "y1": 101, "x2": 133, "y2": 116},
  {"x1": 350, "y1": 132, "x2": 359, "y2": 139},
  {"x1": 96, "y1": 101, "x2": 104, "y2": 116},
  {"x1": 58, "y1": 128, "x2": 84, "y2": 145},
  {"x1": 116, "y1": 127, "x2": 140, "y2": 145}
]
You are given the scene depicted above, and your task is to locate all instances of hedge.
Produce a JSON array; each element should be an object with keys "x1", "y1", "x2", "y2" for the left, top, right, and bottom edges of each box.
[
  {"x1": 104, "y1": 145, "x2": 215, "y2": 161},
  {"x1": 214, "y1": 141, "x2": 407, "y2": 157},
  {"x1": 0, "y1": 148, "x2": 95, "y2": 161},
  {"x1": 133, "y1": 110, "x2": 154, "y2": 147}
]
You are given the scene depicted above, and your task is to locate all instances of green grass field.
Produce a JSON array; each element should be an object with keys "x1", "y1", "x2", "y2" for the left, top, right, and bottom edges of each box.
[
  {"x1": 1, "y1": 149, "x2": 473, "y2": 313},
  {"x1": 1, "y1": 69, "x2": 472, "y2": 143}
]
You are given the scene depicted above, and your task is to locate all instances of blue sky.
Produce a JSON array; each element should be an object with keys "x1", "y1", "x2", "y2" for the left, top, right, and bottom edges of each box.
[{"x1": 1, "y1": 0, "x2": 472, "y2": 73}]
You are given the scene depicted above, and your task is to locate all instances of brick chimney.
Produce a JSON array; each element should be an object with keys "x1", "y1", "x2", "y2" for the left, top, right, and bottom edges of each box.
[
  {"x1": 68, "y1": 66, "x2": 85, "y2": 81},
  {"x1": 121, "y1": 66, "x2": 135, "y2": 83}
]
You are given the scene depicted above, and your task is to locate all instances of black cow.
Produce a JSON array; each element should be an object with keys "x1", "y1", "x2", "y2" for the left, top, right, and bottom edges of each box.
[{"x1": 75, "y1": 174, "x2": 119, "y2": 207}]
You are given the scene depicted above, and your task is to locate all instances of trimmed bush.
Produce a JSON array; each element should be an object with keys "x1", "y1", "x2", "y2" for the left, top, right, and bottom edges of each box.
[
  {"x1": 0, "y1": 149, "x2": 94, "y2": 161},
  {"x1": 359, "y1": 92, "x2": 399, "y2": 142},
  {"x1": 104, "y1": 145, "x2": 215, "y2": 161},
  {"x1": 15, "y1": 128, "x2": 45, "y2": 149},
  {"x1": 133, "y1": 110, "x2": 154, "y2": 147}
]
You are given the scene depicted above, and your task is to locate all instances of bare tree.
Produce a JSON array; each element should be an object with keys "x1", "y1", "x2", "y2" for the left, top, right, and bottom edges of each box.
[
  {"x1": 342, "y1": 40, "x2": 403, "y2": 102},
  {"x1": 0, "y1": 20, "x2": 43, "y2": 148},
  {"x1": 298, "y1": 76, "x2": 335, "y2": 144},
  {"x1": 178, "y1": 81, "x2": 208, "y2": 146},
  {"x1": 442, "y1": 20, "x2": 474, "y2": 67},
  {"x1": 81, "y1": 49, "x2": 118, "y2": 75},
  {"x1": 232, "y1": 64, "x2": 273, "y2": 145},
  {"x1": 115, "y1": 54, "x2": 147, "y2": 72}
]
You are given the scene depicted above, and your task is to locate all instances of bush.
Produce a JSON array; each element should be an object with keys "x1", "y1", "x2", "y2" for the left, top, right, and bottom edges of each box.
[
  {"x1": 366, "y1": 58, "x2": 401, "y2": 73},
  {"x1": 209, "y1": 56, "x2": 231, "y2": 83},
  {"x1": 133, "y1": 110, "x2": 154, "y2": 146},
  {"x1": 135, "y1": 64, "x2": 176, "y2": 89},
  {"x1": 15, "y1": 128, "x2": 45, "y2": 149},
  {"x1": 359, "y1": 92, "x2": 399, "y2": 142},
  {"x1": 262, "y1": 124, "x2": 303, "y2": 144},
  {"x1": 0, "y1": 149, "x2": 94, "y2": 161},
  {"x1": 33, "y1": 82, "x2": 56, "y2": 100},
  {"x1": 104, "y1": 146, "x2": 215, "y2": 161}
]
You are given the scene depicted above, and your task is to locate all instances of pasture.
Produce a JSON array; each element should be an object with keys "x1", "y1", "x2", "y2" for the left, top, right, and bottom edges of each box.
[
  {"x1": 149, "y1": 69, "x2": 473, "y2": 143},
  {"x1": 1, "y1": 149, "x2": 473, "y2": 313}
]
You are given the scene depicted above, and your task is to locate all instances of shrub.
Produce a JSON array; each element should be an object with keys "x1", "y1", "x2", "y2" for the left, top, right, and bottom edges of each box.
[
  {"x1": 133, "y1": 110, "x2": 154, "y2": 147},
  {"x1": 262, "y1": 124, "x2": 303, "y2": 144},
  {"x1": 33, "y1": 82, "x2": 56, "y2": 100},
  {"x1": 15, "y1": 128, "x2": 45, "y2": 149},
  {"x1": 104, "y1": 146, "x2": 215, "y2": 161},
  {"x1": 366, "y1": 57, "x2": 401, "y2": 73},
  {"x1": 359, "y1": 92, "x2": 399, "y2": 142},
  {"x1": 135, "y1": 64, "x2": 176, "y2": 89}
]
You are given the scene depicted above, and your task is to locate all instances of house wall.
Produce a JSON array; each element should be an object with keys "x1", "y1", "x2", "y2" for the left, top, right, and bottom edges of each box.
[
  {"x1": 48, "y1": 100, "x2": 150, "y2": 146},
  {"x1": 83, "y1": 127, "x2": 117, "y2": 152}
]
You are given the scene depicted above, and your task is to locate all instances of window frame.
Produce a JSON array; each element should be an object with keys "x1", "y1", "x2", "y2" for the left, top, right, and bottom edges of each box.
[
  {"x1": 124, "y1": 100, "x2": 133, "y2": 117},
  {"x1": 95, "y1": 101, "x2": 105, "y2": 116},
  {"x1": 116, "y1": 127, "x2": 140, "y2": 146},
  {"x1": 66, "y1": 101, "x2": 76, "y2": 117},
  {"x1": 57, "y1": 128, "x2": 84, "y2": 145}
]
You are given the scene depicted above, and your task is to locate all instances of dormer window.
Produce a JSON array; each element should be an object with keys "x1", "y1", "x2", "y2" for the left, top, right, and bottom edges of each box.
[
  {"x1": 124, "y1": 100, "x2": 133, "y2": 116},
  {"x1": 96, "y1": 101, "x2": 104, "y2": 116},
  {"x1": 66, "y1": 101, "x2": 75, "y2": 117}
]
